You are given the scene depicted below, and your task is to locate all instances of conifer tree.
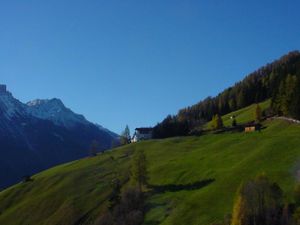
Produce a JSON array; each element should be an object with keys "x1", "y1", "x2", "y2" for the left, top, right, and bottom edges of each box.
[
  {"x1": 131, "y1": 151, "x2": 148, "y2": 191},
  {"x1": 255, "y1": 104, "x2": 262, "y2": 122},
  {"x1": 231, "y1": 115, "x2": 237, "y2": 127},
  {"x1": 218, "y1": 114, "x2": 224, "y2": 129},
  {"x1": 285, "y1": 75, "x2": 298, "y2": 117},
  {"x1": 290, "y1": 77, "x2": 300, "y2": 119},
  {"x1": 120, "y1": 125, "x2": 131, "y2": 145},
  {"x1": 213, "y1": 114, "x2": 223, "y2": 130},
  {"x1": 278, "y1": 79, "x2": 288, "y2": 115}
]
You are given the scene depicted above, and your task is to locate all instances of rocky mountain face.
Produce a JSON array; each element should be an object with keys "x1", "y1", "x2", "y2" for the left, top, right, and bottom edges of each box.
[{"x1": 0, "y1": 85, "x2": 119, "y2": 189}]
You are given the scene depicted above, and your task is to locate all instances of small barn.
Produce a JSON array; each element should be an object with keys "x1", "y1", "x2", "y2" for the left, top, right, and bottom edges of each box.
[{"x1": 244, "y1": 123, "x2": 261, "y2": 133}]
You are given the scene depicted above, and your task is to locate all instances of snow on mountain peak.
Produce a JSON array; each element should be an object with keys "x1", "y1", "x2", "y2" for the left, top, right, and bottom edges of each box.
[
  {"x1": 0, "y1": 85, "x2": 114, "y2": 135},
  {"x1": 0, "y1": 86, "x2": 26, "y2": 119},
  {"x1": 27, "y1": 98, "x2": 88, "y2": 128},
  {"x1": 27, "y1": 98, "x2": 64, "y2": 107}
]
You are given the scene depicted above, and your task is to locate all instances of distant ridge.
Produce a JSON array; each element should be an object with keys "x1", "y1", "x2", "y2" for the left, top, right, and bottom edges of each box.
[{"x1": 0, "y1": 86, "x2": 119, "y2": 189}]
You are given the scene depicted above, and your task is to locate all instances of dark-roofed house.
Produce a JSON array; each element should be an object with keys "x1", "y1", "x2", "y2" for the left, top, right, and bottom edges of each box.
[{"x1": 132, "y1": 127, "x2": 153, "y2": 142}]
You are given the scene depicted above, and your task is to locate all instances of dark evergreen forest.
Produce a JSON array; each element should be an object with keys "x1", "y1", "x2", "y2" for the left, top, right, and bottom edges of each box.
[{"x1": 153, "y1": 51, "x2": 300, "y2": 138}]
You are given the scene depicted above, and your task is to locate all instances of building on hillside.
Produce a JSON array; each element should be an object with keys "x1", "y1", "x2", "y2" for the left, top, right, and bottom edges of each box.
[
  {"x1": 245, "y1": 126, "x2": 256, "y2": 132},
  {"x1": 132, "y1": 127, "x2": 153, "y2": 142},
  {"x1": 244, "y1": 123, "x2": 261, "y2": 132}
]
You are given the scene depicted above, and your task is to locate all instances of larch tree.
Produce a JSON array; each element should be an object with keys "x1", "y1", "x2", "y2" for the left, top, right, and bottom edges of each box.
[
  {"x1": 255, "y1": 104, "x2": 262, "y2": 122},
  {"x1": 212, "y1": 114, "x2": 223, "y2": 130},
  {"x1": 120, "y1": 125, "x2": 131, "y2": 145},
  {"x1": 231, "y1": 175, "x2": 283, "y2": 225}
]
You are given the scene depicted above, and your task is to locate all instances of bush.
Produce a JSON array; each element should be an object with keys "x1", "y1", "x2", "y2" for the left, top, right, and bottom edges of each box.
[
  {"x1": 95, "y1": 187, "x2": 144, "y2": 225},
  {"x1": 231, "y1": 175, "x2": 283, "y2": 225}
]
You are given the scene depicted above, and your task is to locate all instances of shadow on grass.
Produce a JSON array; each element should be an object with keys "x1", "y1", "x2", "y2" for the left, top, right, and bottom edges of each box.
[
  {"x1": 148, "y1": 178, "x2": 215, "y2": 194},
  {"x1": 144, "y1": 179, "x2": 215, "y2": 225},
  {"x1": 144, "y1": 220, "x2": 162, "y2": 225}
]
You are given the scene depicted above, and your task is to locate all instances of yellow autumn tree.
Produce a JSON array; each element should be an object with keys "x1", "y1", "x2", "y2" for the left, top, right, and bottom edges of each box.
[{"x1": 231, "y1": 175, "x2": 283, "y2": 225}]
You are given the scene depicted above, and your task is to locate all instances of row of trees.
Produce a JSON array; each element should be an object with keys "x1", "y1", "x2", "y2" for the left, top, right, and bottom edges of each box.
[
  {"x1": 211, "y1": 104, "x2": 262, "y2": 130},
  {"x1": 152, "y1": 115, "x2": 190, "y2": 138},
  {"x1": 95, "y1": 150, "x2": 148, "y2": 225},
  {"x1": 153, "y1": 51, "x2": 300, "y2": 138},
  {"x1": 154, "y1": 103, "x2": 263, "y2": 134}
]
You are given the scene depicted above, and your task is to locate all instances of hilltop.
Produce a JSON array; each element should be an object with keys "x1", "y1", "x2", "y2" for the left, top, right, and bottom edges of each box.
[
  {"x1": 1, "y1": 102, "x2": 300, "y2": 225},
  {"x1": 153, "y1": 51, "x2": 300, "y2": 138}
]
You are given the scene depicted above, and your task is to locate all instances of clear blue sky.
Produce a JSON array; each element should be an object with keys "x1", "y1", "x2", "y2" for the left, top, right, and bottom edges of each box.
[{"x1": 1, "y1": 0, "x2": 300, "y2": 134}]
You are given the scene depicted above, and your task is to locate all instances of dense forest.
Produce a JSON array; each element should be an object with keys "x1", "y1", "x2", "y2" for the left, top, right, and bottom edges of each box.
[{"x1": 153, "y1": 51, "x2": 300, "y2": 138}]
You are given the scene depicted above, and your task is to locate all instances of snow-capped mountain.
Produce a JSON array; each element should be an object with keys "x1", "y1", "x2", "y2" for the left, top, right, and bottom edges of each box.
[
  {"x1": 0, "y1": 85, "x2": 119, "y2": 189},
  {"x1": 0, "y1": 85, "x2": 27, "y2": 120},
  {"x1": 27, "y1": 98, "x2": 89, "y2": 128}
]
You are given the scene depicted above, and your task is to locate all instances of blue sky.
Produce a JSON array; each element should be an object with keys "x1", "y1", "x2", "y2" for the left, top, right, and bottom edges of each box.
[{"x1": 1, "y1": 0, "x2": 300, "y2": 134}]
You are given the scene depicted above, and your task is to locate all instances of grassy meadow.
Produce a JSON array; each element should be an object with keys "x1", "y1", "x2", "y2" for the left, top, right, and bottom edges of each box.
[{"x1": 1, "y1": 101, "x2": 300, "y2": 225}]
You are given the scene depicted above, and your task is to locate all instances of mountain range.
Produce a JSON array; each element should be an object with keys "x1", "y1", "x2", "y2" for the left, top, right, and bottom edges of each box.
[{"x1": 0, "y1": 85, "x2": 118, "y2": 189}]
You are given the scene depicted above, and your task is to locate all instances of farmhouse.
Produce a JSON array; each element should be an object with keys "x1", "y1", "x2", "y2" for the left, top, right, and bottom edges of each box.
[{"x1": 132, "y1": 127, "x2": 153, "y2": 142}]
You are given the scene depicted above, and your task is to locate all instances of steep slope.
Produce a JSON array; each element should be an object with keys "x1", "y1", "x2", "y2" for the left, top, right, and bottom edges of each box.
[
  {"x1": 1, "y1": 111, "x2": 300, "y2": 225},
  {"x1": 204, "y1": 99, "x2": 271, "y2": 129},
  {"x1": 0, "y1": 86, "x2": 27, "y2": 122},
  {"x1": 0, "y1": 85, "x2": 118, "y2": 189},
  {"x1": 153, "y1": 51, "x2": 300, "y2": 138}
]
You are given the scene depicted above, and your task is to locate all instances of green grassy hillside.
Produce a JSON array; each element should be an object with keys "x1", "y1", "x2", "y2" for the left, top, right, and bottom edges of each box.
[
  {"x1": 204, "y1": 99, "x2": 271, "y2": 129},
  {"x1": 1, "y1": 103, "x2": 300, "y2": 225}
]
